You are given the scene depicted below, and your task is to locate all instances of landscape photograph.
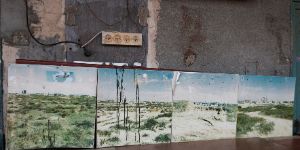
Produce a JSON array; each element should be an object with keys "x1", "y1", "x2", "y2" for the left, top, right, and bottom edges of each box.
[
  {"x1": 97, "y1": 68, "x2": 173, "y2": 148},
  {"x1": 7, "y1": 64, "x2": 97, "y2": 149},
  {"x1": 172, "y1": 72, "x2": 239, "y2": 142},
  {"x1": 135, "y1": 69, "x2": 173, "y2": 145},
  {"x1": 97, "y1": 68, "x2": 136, "y2": 147},
  {"x1": 237, "y1": 75, "x2": 296, "y2": 138}
]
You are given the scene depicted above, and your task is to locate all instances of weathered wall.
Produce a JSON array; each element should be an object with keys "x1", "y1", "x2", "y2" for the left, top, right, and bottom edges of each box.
[
  {"x1": 65, "y1": 0, "x2": 148, "y2": 66},
  {"x1": 156, "y1": 0, "x2": 291, "y2": 76},
  {"x1": 1, "y1": 0, "x2": 148, "y2": 64},
  {"x1": 0, "y1": 0, "x2": 294, "y2": 147},
  {"x1": 1, "y1": 0, "x2": 66, "y2": 61},
  {"x1": 1, "y1": 0, "x2": 292, "y2": 74}
]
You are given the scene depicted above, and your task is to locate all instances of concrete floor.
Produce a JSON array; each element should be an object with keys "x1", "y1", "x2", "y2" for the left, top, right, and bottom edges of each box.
[{"x1": 98, "y1": 137, "x2": 300, "y2": 150}]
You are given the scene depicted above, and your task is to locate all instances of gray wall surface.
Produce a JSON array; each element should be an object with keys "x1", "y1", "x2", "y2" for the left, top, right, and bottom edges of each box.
[
  {"x1": 0, "y1": 0, "x2": 292, "y2": 75},
  {"x1": 65, "y1": 0, "x2": 148, "y2": 65},
  {"x1": 1, "y1": 0, "x2": 148, "y2": 64},
  {"x1": 156, "y1": 0, "x2": 291, "y2": 76}
]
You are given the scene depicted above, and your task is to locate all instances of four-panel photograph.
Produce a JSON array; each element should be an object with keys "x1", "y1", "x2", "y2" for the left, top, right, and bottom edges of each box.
[{"x1": 6, "y1": 64, "x2": 297, "y2": 149}]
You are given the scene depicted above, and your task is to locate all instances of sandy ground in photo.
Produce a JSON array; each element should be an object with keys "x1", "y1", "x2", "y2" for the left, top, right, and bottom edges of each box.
[
  {"x1": 172, "y1": 110, "x2": 236, "y2": 142},
  {"x1": 241, "y1": 111, "x2": 292, "y2": 138},
  {"x1": 97, "y1": 108, "x2": 171, "y2": 147}
]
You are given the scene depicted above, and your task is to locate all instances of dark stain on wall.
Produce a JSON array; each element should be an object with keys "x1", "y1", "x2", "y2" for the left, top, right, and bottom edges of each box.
[
  {"x1": 265, "y1": 14, "x2": 290, "y2": 65},
  {"x1": 156, "y1": 0, "x2": 291, "y2": 76},
  {"x1": 180, "y1": 5, "x2": 206, "y2": 67}
]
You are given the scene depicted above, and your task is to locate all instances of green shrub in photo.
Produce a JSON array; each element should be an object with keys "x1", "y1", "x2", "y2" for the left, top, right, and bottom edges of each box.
[
  {"x1": 7, "y1": 94, "x2": 96, "y2": 149},
  {"x1": 154, "y1": 134, "x2": 171, "y2": 143},
  {"x1": 173, "y1": 101, "x2": 189, "y2": 112},
  {"x1": 237, "y1": 113, "x2": 275, "y2": 136},
  {"x1": 238, "y1": 105, "x2": 293, "y2": 120}
]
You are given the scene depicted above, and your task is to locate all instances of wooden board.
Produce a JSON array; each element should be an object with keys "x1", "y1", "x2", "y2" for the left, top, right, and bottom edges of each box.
[{"x1": 102, "y1": 31, "x2": 143, "y2": 46}]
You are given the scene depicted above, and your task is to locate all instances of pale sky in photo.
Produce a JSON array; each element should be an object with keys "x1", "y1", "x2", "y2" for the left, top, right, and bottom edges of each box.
[
  {"x1": 97, "y1": 68, "x2": 135, "y2": 101},
  {"x1": 239, "y1": 75, "x2": 296, "y2": 102},
  {"x1": 97, "y1": 68, "x2": 174, "y2": 102},
  {"x1": 173, "y1": 72, "x2": 239, "y2": 104},
  {"x1": 8, "y1": 64, "x2": 97, "y2": 96},
  {"x1": 136, "y1": 69, "x2": 173, "y2": 102},
  {"x1": 9, "y1": 65, "x2": 295, "y2": 103}
]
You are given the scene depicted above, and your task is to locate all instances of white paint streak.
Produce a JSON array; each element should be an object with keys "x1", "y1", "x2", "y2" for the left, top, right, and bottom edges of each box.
[{"x1": 147, "y1": 0, "x2": 161, "y2": 68}]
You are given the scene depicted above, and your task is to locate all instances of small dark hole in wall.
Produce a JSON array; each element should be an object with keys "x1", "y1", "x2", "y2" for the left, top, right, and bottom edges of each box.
[
  {"x1": 84, "y1": 48, "x2": 92, "y2": 57},
  {"x1": 69, "y1": 47, "x2": 72, "y2": 51}
]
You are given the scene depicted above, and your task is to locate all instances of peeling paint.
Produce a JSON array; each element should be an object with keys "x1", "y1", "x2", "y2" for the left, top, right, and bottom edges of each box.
[
  {"x1": 28, "y1": 0, "x2": 66, "y2": 41},
  {"x1": 147, "y1": 0, "x2": 160, "y2": 68},
  {"x1": 184, "y1": 47, "x2": 196, "y2": 67},
  {"x1": 16, "y1": 0, "x2": 67, "y2": 62}
]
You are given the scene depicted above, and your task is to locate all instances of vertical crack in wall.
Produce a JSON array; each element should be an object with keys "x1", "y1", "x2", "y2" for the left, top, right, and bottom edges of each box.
[{"x1": 265, "y1": 14, "x2": 290, "y2": 65}]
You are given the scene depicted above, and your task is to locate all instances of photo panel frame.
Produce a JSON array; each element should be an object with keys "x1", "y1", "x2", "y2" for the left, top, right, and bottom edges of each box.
[
  {"x1": 7, "y1": 64, "x2": 97, "y2": 149},
  {"x1": 135, "y1": 69, "x2": 173, "y2": 145},
  {"x1": 97, "y1": 68, "x2": 137, "y2": 147},
  {"x1": 237, "y1": 75, "x2": 296, "y2": 138},
  {"x1": 97, "y1": 68, "x2": 173, "y2": 148},
  {"x1": 172, "y1": 72, "x2": 239, "y2": 142}
]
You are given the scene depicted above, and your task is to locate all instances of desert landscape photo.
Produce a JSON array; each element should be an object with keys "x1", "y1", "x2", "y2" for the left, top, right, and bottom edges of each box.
[
  {"x1": 237, "y1": 75, "x2": 296, "y2": 138},
  {"x1": 172, "y1": 72, "x2": 239, "y2": 142},
  {"x1": 97, "y1": 68, "x2": 173, "y2": 147},
  {"x1": 7, "y1": 64, "x2": 97, "y2": 149}
]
